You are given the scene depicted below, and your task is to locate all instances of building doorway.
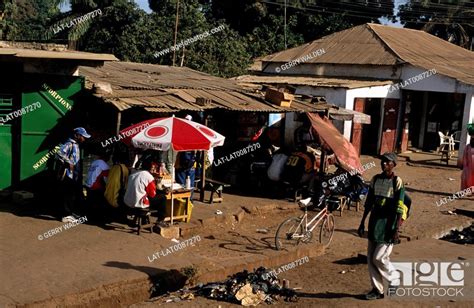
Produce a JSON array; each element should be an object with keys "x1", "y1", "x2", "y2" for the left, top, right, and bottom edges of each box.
[
  {"x1": 351, "y1": 98, "x2": 382, "y2": 155},
  {"x1": 405, "y1": 91, "x2": 465, "y2": 152}
]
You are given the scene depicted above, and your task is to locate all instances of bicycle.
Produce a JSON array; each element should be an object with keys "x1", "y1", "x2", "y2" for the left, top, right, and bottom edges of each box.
[{"x1": 275, "y1": 195, "x2": 335, "y2": 250}]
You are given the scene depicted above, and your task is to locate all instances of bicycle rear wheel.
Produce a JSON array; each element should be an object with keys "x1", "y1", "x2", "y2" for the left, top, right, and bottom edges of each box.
[
  {"x1": 275, "y1": 217, "x2": 304, "y2": 250},
  {"x1": 319, "y1": 214, "x2": 335, "y2": 246}
]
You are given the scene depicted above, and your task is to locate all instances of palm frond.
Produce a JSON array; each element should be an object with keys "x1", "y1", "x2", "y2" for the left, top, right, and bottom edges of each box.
[{"x1": 68, "y1": 16, "x2": 94, "y2": 42}]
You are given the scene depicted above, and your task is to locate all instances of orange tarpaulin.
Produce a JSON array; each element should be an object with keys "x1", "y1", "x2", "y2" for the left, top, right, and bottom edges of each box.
[{"x1": 307, "y1": 113, "x2": 362, "y2": 173}]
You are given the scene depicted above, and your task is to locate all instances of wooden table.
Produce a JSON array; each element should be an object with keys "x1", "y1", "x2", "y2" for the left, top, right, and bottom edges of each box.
[{"x1": 163, "y1": 189, "x2": 192, "y2": 222}]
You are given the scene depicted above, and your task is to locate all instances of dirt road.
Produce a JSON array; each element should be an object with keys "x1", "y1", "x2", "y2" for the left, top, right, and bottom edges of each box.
[{"x1": 133, "y1": 157, "x2": 474, "y2": 307}]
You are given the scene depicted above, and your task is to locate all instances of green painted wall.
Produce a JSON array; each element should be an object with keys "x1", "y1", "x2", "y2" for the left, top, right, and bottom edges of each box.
[
  {"x1": 20, "y1": 75, "x2": 83, "y2": 182},
  {"x1": 0, "y1": 96, "x2": 13, "y2": 189}
]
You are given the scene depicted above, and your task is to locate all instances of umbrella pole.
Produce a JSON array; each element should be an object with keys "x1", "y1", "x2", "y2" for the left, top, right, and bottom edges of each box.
[
  {"x1": 320, "y1": 147, "x2": 326, "y2": 175},
  {"x1": 200, "y1": 150, "x2": 206, "y2": 202},
  {"x1": 171, "y1": 150, "x2": 175, "y2": 225}
]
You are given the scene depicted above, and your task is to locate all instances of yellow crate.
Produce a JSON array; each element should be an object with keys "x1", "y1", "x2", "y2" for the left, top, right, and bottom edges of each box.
[{"x1": 164, "y1": 197, "x2": 193, "y2": 222}]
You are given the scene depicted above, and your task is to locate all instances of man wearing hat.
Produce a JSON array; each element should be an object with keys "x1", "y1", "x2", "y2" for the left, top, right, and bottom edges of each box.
[
  {"x1": 55, "y1": 127, "x2": 91, "y2": 222},
  {"x1": 357, "y1": 152, "x2": 407, "y2": 300}
]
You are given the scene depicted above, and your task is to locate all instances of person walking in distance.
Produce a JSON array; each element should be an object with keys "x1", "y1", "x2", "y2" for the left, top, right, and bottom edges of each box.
[
  {"x1": 55, "y1": 127, "x2": 91, "y2": 222},
  {"x1": 357, "y1": 152, "x2": 408, "y2": 300},
  {"x1": 459, "y1": 124, "x2": 474, "y2": 194}
]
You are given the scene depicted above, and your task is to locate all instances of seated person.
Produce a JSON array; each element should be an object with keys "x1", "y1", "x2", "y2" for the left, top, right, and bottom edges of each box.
[
  {"x1": 85, "y1": 148, "x2": 110, "y2": 221},
  {"x1": 124, "y1": 160, "x2": 159, "y2": 210},
  {"x1": 280, "y1": 146, "x2": 316, "y2": 186},
  {"x1": 104, "y1": 151, "x2": 130, "y2": 211}
]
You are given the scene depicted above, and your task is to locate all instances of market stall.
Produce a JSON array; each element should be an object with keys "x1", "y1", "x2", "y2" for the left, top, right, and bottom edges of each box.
[{"x1": 120, "y1": 116, "x2": 225, "y2": 224}]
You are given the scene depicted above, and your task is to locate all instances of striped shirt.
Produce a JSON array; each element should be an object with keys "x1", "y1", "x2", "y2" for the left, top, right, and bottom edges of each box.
[
  {"x1": 56, "y1": 138, "x2": 80, "y2": 180},
  {"x1": 366, "y1": 173, "x2": 406, "y2": 244}
]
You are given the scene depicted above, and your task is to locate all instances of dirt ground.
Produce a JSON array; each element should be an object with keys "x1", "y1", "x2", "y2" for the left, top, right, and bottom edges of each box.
[
  {"x1": 1, "y1": 155, "x2": 472, "y2": 307},
  {"x1": 132, "y1": 156, "x2": 474, "y2": 307}
]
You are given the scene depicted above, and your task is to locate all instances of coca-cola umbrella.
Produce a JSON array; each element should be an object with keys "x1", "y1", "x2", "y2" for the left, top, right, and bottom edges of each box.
[{"x1": 120, "y1": 116, "x2": 225, "y2": 224}]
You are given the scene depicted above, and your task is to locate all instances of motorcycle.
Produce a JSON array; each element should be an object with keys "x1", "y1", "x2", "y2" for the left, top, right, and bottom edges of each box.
[{"x1": 305, "y1": 171, "x2": 369, "y2": 211}]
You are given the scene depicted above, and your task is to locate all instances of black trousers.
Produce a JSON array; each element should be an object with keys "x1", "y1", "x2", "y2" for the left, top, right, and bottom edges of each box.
[{"x1": 59, "y1": 177, "x2": 82, "y2": 217}]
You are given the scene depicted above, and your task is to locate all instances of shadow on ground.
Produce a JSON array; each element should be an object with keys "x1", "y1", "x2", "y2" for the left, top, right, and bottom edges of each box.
[{"x1": 104, "y1": 261, "x2": 188, "y2": 297}]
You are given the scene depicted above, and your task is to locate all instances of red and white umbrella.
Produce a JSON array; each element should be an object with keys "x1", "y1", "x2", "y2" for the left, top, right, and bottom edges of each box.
[
  {"x1": 121, "y1": 117, "x2": 225, "y2": 151},
  {"x1": 120, "y1": 116, "x2": 225, "y2": 225}
]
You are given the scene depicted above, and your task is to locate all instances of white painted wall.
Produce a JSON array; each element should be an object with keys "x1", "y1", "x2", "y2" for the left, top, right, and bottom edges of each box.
[
  {"x1": 344, "y1": 86, "x2": 400, "y2": 140},
  {"x1": 262, "y1": 62, "x2": 399, "y2": 80},
  {"x1": 265, "y1": 62, "x2": 474, "y2": 153},
  {"x1": 289, "y1": 84, "x2": 401, "y2": 143},
  {"x1": 295, "y1": 86, "x2": 347, "y2": 107},
  {"x1": 293, "y1": 86, "x2": 348, "y2": 134},
  {"x1": 263, "y1": 62, "x2": 474, "y2": 95}
]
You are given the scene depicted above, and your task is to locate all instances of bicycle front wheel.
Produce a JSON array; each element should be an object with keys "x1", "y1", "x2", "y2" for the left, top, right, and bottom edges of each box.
[
  {"x1": 319, "y1": 214, "x2": 335, "y2": 246},
  {"x1": 275, "y1": 217, "x2": 304, "y2": 251}
]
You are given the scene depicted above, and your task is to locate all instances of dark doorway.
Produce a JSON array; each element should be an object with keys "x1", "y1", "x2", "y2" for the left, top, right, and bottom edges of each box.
[
  {"x1": 360, "y1": 98, "x2": 382, "y2": 155},
  {"x1": 405, "y1": 91, "x2": 465, "y2": 151},
  {"x1": 405, "y1": 91, "x2": 424, "y2": 148}
]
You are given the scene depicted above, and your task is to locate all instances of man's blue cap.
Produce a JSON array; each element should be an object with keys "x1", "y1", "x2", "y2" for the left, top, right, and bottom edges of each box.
[{"x1": 74, "y1": 127, "x2": 91, "y2": 138}]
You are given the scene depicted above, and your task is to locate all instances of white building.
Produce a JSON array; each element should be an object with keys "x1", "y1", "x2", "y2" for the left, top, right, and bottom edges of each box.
[{"x1": 237, "y1": 23, "x2": 474, "y2": 157}]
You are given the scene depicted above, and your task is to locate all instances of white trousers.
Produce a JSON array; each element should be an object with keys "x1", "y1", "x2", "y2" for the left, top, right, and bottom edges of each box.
[{"x1": 367, "y1": 240, "x2": 395, "y2": 294}]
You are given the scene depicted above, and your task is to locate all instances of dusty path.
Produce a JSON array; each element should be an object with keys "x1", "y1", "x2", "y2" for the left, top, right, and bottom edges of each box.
[{"x1": 133, "y1": 157, "x2": 474, "y2": 307}]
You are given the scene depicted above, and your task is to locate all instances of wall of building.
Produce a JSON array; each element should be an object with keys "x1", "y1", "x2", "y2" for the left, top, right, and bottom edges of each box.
[
  {"x1": 292, "y1": 86, "x2": 347, "y2": 136},
  {"x1": 398, "y1": 65, "x2": 473, "y2": 94},
  {"x1": 263, "y1": 62, "x2": 399, "y2": 80},
  {"x1": 295, "y1": 86, "x2": 347, "y2": 107}
]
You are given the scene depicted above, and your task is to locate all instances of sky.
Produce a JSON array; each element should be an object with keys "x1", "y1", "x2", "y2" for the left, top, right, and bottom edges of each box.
[
  {"x1": 61, "y1": 0, "x2": 405, "y2": 27},
  {"x1": 134, "y1": 0, "x2": 152, "y2": 13}
]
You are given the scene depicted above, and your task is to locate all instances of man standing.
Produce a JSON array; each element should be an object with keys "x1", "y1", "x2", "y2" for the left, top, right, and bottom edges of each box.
[
  {"x1": 55, "y1": 127, "x2": 91, "y2": 222},
  {"x1": 175, "y1": 151, "x2": 196, "y2": 197},
  {"x1": 357, "y1": 152, "x2": 407, "y2": 300}
]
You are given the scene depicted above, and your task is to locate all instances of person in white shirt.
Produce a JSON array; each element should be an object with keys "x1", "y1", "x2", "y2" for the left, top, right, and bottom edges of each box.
[
  {"x1": 124, "y1": 160, "x2": 158, "y2": 209},
  {"x1": 85, "y1": 148, "x2": 110, "y2": 222}
]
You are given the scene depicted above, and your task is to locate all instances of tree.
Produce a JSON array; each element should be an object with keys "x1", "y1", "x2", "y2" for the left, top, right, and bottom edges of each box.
[
  {"x1": 80, "y1": 2, "x2": 153, "y2": 62},
  {"x1": 399, "y1": 0, "x2": 474, "y2": 49},
  {"x1": 43, "y1": 0, "x2": 132, "y2": 48},
  {"x1": 206, "y1": 0, "x2": 395, "y2": 58},
  {"x1": 0, "y1": 0, "x2": 60, "y2": 41},
  {"x1": 146, "y1": 0, "x2": 252, "y2": 77}
]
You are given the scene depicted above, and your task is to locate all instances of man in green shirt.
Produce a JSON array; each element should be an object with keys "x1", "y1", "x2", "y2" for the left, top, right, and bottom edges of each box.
[{"x1": 358, "y1": 152, "x2": 407, "y2": 300}]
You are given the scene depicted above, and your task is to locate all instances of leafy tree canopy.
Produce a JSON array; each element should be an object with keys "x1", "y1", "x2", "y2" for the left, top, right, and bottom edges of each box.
[
  {"x1": 399, "y1": 0, "x2": 474, "y2": 49},
  {"x1": 2, "y1": 0, "x2": 401, "y2": 77}
]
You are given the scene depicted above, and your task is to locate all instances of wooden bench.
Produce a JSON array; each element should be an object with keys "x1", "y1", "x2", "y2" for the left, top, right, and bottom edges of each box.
[{"x1": 204, "y1": 178, "x2": 231, "y2": 203}]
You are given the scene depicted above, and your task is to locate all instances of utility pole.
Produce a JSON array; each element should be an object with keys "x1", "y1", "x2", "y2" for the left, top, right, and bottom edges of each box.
[{"x1": 172, "y1": 0, "x2": 180, "y2": 66}]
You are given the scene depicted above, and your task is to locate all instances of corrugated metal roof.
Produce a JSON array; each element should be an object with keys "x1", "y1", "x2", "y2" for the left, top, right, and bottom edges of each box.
[
  {"x1": 79, "y1": 62, "x2": 329, "y2": 113},
  {"x1": 0, "y1": 47, "x2": 118, "y2": 61},
  {"x1": 261, "y1": 24, "x2": 399, "y2": 66},
  {"x1": 260, "y1": 23, "x2": 474, "y2": 86},
  {"x1": 233, "y1": 75, "x2": 393, "y2": 89},
  {"x1": 369, "y1": 24, "x2": 474, "y2": 86}
]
